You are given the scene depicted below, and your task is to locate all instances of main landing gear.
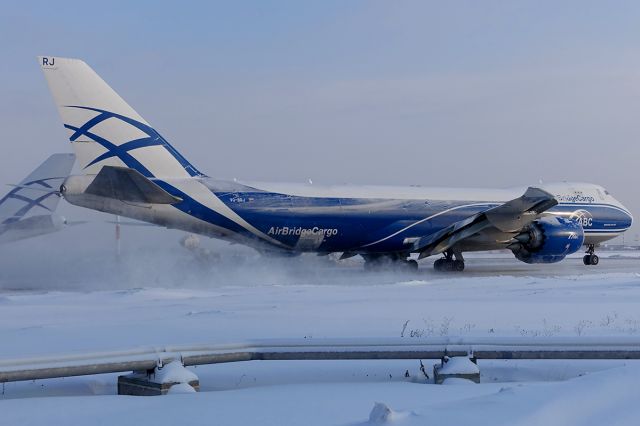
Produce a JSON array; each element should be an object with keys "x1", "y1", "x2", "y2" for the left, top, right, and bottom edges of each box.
[
  {"x1": 433, "y1": 251, "x2": 465, "y2": 272},
  {"x1": 583, "y1": 244, "x2": 599, "y2": 266}
]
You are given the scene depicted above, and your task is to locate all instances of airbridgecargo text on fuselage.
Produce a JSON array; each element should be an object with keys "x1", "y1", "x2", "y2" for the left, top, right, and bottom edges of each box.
[
  {"x1": 268, "y1": 226, "x2": 339, "y2": 237},
  {"x1": 556, "y1": 194, "x2": 596, "y2": 203}
]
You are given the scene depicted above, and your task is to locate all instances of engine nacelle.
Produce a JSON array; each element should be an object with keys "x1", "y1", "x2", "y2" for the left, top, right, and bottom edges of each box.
[{"x1": 510, "y1": 216, "x2": 584, "y2": 264}]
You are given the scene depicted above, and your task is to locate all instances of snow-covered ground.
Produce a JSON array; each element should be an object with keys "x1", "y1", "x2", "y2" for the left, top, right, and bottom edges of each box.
[{"x1": 2, "y1": 245, "x2": 640, "y2": 425}]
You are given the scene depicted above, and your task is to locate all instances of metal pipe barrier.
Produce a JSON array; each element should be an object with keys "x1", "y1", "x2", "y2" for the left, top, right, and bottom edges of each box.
[{"x1": 2, "y1": 336, "x2": 640, "y2": 383}]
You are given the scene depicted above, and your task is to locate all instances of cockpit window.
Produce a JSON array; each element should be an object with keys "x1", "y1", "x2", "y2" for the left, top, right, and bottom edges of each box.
[{"x1": 604, "y1": 189, "x2": 611, "y2": 195}]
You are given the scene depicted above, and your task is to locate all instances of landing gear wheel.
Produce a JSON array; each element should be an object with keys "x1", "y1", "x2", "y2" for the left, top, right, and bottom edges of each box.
[
  {"x1": 583, "y1": 245, "x2": 599, "y2": 266},
  {"x1": 434, "y1": 257, "x2": 464, "y2": 272},
  {"x1": 434, "y1": 258, "x2": 446, "y2": 272},
  {"x1": 406, "y1": 259, "x2": 419, "y2": 271},
  {"x1": 434, "y1": 258, "x2": 453, "y2": 271},
  {"x1": 583, "y1": 254, "x2": 599, "y2": 265},
  {"x1": 453, "y1": 260, "x2": 465, "y2": 272}
]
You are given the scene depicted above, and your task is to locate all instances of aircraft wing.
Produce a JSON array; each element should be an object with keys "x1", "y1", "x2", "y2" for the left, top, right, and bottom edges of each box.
[
  {"x1": 0, "y1": 153, "x2": 76, "y2": 224},
  {"x1": 412, "y1": 187, "x2": 558, "y2": 259}
]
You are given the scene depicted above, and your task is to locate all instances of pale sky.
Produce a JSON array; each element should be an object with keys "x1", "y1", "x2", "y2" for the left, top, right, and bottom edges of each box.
[{"x1": 2, "y1": 0, "x2": 640, "y2": 245}]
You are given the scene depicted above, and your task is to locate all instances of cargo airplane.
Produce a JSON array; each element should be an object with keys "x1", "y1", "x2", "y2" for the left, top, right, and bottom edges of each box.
[{"x1": 39, "y1": 57, "x2": 633, "y2": 271}]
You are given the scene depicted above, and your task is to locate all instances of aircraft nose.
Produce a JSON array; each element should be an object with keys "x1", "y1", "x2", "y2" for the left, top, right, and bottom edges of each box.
[{"x1": 618, "y1": 200, "x2": 633, "y2": 228}]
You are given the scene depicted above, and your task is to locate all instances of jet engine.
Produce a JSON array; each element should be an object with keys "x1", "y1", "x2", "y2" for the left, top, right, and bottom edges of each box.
[{"x1": 508, "y1": 216, "x2": 584, "y2": 264}]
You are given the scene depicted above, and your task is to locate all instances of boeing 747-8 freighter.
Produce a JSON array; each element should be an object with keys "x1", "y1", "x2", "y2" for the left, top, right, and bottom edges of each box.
[{"x1": 39, "y1": 57, "x2": 632, "y2": 271}]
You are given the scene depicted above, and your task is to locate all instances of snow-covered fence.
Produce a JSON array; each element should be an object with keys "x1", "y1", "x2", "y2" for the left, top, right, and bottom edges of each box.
[{"x1": 2, "y1": 336, "x2": 640, "y2": 383}]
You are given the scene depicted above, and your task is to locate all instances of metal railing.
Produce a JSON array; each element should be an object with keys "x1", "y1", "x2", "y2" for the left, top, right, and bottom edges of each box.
[{"x1": 2, "y1": 336, "x2": 640, "y2": 383}]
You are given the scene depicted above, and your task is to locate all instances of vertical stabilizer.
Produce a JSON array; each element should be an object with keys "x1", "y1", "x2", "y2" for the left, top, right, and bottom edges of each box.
[
  {"x1": 38, "y1": 56, "x2": 201, "y2": 178},
  {"x1": 0, "y1": 153, "x2": 75, "y2": 224}
]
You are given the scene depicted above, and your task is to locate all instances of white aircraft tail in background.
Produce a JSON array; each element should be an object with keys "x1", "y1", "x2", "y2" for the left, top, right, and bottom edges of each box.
[{"x1": 0, "y1": 153, "x2": 76, "y2": 244}]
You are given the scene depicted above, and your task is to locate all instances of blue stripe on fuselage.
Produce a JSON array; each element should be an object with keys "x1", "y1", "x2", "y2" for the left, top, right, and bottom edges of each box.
[
  {"x1": 214, "y1": 192, "x2": 631, "y2": 253},
  {"x1": 153, "y1": 180, "x2": 254, "y2": 239},
  {"x1": 215, "y1": 191, "x2": 498, "y2": 252},
  {"x1": 551, "y1": 203, "x2": 632, "y2": 233}
]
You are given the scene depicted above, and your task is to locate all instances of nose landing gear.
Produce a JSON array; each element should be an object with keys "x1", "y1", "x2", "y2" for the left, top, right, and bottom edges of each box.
[{"x1": 583, "y1": 244, "x2": 599, "y2": 266}]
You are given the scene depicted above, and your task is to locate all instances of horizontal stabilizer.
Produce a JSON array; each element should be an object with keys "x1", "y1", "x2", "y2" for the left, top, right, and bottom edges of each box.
[
  {"x1": 6, "y1": 184, "x2": 61, "y2": 194},
  {"x1": 85, "y1": 166, "x2": 181, "y2": 204}
]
